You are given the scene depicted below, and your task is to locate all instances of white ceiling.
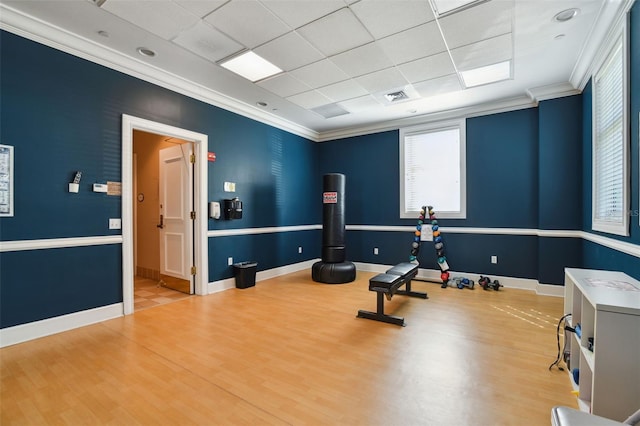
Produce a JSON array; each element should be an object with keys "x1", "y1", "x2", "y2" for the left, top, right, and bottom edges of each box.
[{"x1": 0, "y1": 0, "x2": 626, "y2": 140}]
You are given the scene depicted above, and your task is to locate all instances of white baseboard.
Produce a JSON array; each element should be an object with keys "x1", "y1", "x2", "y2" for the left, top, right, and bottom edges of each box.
[
  {"x1": 536, "y1": 283, "x2": 565, "y2": 297},
  {"x1": 207, "y1": 259, "x2": 319, "y2": 294},
  {"x1": 354, "y1": 262, "x2": 560, "y2": 295},
  {"x1": 0, "y1": 303, "x2": 123, "y2": 348},
  {"x1": 207, "y1": 278, "x2": 237, "y2": 294}
]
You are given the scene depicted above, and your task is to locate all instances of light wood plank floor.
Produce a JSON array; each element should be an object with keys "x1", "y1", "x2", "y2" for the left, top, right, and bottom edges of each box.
[{"x1": 1, "y1": 270, "x2": 576, "y2": 425}]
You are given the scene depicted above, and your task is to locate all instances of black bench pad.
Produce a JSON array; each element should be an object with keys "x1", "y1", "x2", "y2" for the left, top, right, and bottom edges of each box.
[
  {"x1": 386, "y1": 262, "x2": 418, "y2": 277},
  {"x1": 369, "y1": 273, "x2": 406, "y2": 293}
]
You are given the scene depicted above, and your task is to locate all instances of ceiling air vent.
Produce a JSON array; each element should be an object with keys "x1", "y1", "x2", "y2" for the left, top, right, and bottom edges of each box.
[
  {"x1": 384, "y1": 90, "x2": 409, "y2": 103},
  {"x1": 311, "y1": 103, "x2": 350, "y2": 119}
]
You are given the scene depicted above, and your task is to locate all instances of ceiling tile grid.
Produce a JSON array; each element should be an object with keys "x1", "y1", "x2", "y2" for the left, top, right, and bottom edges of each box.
[
  {"x1": 6, "y1": 0, "x2": 607, "y2": 133},
  {"x1": 98, "y1": 0, "x2": 517, "y2": 110}
]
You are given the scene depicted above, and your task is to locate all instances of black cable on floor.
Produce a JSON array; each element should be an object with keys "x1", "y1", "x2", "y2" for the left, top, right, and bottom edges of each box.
[{"x1": 549, "y1": 313, "x2": 572, "y2": 371}]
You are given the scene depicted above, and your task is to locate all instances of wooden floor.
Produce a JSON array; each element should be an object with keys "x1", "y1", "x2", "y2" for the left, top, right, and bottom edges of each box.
[{"x1": 1, "y1": 270, "x2": 576, "y2": 425}]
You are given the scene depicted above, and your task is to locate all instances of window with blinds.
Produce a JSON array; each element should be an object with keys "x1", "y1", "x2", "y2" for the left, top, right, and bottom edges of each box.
[
  {"x1": 592, "y1": 30, "x2": 628, "y2": 236},
  {"x1": 399, "y1": 120, "x2": 466, "y2": 219}
]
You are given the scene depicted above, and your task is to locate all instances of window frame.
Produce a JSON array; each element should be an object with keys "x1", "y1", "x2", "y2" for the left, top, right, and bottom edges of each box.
[
  {"x1": 399, "y1": 119, "x2": 467, "y2": 219},
  {"x1": 591, "y1": 22, "x2": 629, "y2": 236}
]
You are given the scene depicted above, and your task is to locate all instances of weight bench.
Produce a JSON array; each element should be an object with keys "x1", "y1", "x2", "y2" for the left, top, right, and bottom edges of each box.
[{"x1": 357, "y1": 262, "x2": 428, "y2": 326}]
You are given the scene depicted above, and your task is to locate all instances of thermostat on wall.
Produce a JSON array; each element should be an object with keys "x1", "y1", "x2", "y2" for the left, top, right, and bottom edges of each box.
[{"x1": 93, "y1": 183, "x2": 108, "y2": 193}]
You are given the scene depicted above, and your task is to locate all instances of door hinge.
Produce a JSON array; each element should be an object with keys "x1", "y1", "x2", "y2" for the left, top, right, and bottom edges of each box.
[
  {"x1": 191, "y1": 266, "x2": 197, "y2": 275},
  {"x1": 190, "y1": 154, "x2": 195, "y2": 164},
  {"x1": 190, "y1": 211, "x2": 196, "y2": 220}
]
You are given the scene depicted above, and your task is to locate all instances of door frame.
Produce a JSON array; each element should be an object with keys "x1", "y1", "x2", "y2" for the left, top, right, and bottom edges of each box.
[{"x1": 122, "y1": 114, "x2": 208, "y2": 315}]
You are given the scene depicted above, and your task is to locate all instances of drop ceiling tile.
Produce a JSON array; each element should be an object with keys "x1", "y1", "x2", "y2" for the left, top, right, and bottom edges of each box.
[
  {"x1": 174, "y1": 0, "x2": 228, "y2": 18},
  {"x1": 102, "y1": 0, "x2": 200, "y2": 40},
  {"x1": 397, "y1": 52, "x2": 455, "y2": 83},
  {"x1": 290, "y1": 59, "x2": 350, "y2": 88},
  {"x1": 413, "y1": 74, "x2": 462, "y2": 97},
  {"x1": 330, "y1": 42, "x2": 394, "y2": 78},
  {"x1": 286, "y1": 90, "x2": 333, "y2": 109},
  {"x1": 450, "y1": 33, "x2": 512, "y2": 71},
  {"x1": 257, "y1": 73, "x2": 311, "y2": 98},
  {"x1": 339, "y1": 95, "x2": 381, "y2": 113},
  {"x1": 172, "y1": 21, "x2": 243, "y2": 63},
  {"x1": 297, "y1": 8, "x2": 374, "y2": 56},
  {"x1": 316, "y1": 79, "x2": 368, "y2": 102},
  {"x1": 260, "y1": 0, "x2": 346, "y2": 29},
  {"x1": 439, "y1": 0, "x2": 513, "y2": 49},
  {"x1": 204, "y1": 0, "x2": 289, "y2": 48},
  {"x1": 254, "y1": 31, "x2": 324, "y2": 71},
  {"x1": 355, "y1": 67, "x2": 409, "y2": 94},
  {"x1": 350, "y1": 0, "x2": 435, "y2": 39},
  {"x1": 377, "y1": 22, "x2": 446, "y2": 65},
  {"x1": 311, "y1": 103, "x2": 350, "y2": 119}
]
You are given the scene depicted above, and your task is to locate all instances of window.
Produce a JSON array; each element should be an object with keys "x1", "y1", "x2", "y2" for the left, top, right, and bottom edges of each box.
[
  {"x1": 400, "y1": 119, "x2": 466, "y2": 219},
  {"x1": 592, "y1": 27, "x2": 628, "y2": 236}
]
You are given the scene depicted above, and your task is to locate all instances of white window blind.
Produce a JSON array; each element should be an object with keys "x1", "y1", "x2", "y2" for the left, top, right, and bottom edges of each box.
[
  {"x1": 592, "y1": 31, "x2": 628, "y2": 236},
  {"x1": 400, "y1": 120, "x2": 466, "y2": 219}
]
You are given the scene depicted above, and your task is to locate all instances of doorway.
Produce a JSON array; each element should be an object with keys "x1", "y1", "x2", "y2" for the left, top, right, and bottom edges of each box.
[
  {"x1": 122, "y1": 115, "x2": 209, "y2": 315},
  {"x1": 132, "y1": 131, "x2": 193, "y2": 309}
]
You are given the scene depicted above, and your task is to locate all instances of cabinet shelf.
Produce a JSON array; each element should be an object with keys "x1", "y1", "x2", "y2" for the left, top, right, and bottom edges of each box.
[{"x1": 564, "y1": 268, "x2": 640, "y2": 422}]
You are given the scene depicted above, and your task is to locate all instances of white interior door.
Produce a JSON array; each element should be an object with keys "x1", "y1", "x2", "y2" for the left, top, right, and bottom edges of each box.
[{"x1": 159, "y1": 143, "x2": 193, "y2": 293}]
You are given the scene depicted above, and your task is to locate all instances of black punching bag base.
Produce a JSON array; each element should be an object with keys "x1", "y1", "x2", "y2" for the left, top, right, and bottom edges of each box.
[{"x1": 312, "y1": 261, "x2": 356, "y2": 284}]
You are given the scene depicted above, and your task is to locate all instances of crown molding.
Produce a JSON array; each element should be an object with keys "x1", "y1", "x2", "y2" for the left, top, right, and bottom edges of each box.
[
  {"x1": 316, "y1": 95, "x2": 537, "y2": 142},
  {"x1": 0, "y1": 4, "x2": 319, "y2": 142},
  {"x1": 526, "y1": 82, "x2": 581, "y2": 103},
  {"x1": 571, "y1": 0, "x2": 635, "y2": 90}
]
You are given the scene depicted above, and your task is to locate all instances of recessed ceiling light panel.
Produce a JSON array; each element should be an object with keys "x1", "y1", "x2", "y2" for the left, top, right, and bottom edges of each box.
[
  {"x1": 460, "y1": 61, "x2": 511, "y2": 88},
  {"x1": 220, "y1": 51, "x2": 283, "y2": 83},
  {"x1": 430, "y1": 0, "x2": 488, "y2": 17}
]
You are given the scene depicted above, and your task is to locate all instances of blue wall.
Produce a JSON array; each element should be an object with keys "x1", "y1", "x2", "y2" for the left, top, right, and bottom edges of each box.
[
  {"x1": 0, "y1": 32, "x2": 319, "y2": 328},
  {"x1": 320, "y1": 104, "x2": 582, "y2": 284},
  {"x1": 580, "y1": 2, "x2": 640, "y2": 280}
]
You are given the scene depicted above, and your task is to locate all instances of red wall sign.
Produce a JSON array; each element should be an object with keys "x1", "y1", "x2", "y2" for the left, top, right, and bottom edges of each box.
[
  {"x1": 207, "y1": 152, "x2": 216, "y2": 162},
  {"x1": 323, "y1": 192, "x2": 337, "y2": 204}
]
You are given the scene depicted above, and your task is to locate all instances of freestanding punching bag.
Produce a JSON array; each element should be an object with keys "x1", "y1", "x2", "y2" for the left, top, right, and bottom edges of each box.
[{"x1": 312, "y1": 174, "x2": 356, "y2": 284}]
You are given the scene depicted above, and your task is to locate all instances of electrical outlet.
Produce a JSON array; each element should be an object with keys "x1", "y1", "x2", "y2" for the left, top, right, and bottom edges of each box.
[
  {"x1": 374, "y1": 247, "x2": 379, "y2": 255},
  {"x1": 491, "y1": 255, "x2": 498, "y2": 264},
  {"x1": 109, "y1": 218, "x2": 121, "y2": 230},
  {"x1": 298, "y1": 246, "x2": 303, "y2": 254},
  {"x1": 228, "y1": 257, "x2": 233, "y2": 266}
]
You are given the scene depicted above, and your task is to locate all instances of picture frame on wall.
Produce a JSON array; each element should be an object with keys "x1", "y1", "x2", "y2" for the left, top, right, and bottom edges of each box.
[{"x1": 0, "y1": 144, "x2": 14, "y2": 217}]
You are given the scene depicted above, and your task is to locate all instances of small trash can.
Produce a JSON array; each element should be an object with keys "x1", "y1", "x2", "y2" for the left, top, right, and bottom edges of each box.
[{"x1": 233, "y1": 261, "x2": 258, "y2": 289}]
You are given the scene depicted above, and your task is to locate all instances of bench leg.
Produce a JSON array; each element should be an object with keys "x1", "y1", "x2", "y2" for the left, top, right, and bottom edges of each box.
[
  {"x1": 395, "y1": 280, "x2": 428, "y2": 299},
  {"x1": 357, "y1": 292, "x2": 405, "y2": 326}
]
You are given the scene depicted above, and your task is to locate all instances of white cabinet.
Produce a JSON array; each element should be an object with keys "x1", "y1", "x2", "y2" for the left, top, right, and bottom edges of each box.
[{"x1": 564, "y1": 268, "x2": 640, "y2": 422}]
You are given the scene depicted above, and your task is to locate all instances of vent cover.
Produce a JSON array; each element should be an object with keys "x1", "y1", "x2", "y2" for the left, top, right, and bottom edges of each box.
[
  {"x1": 311, "y1": 103, "x2": 350, "y2": 119},
  {"x1": 384, "y1": 90, "x2": 409, "y2": 102}
]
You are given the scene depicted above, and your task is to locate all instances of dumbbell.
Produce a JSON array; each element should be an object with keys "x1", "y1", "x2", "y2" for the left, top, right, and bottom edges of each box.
[{"x1": 479, "y1": 276, "x2": 502, "y2": 290}]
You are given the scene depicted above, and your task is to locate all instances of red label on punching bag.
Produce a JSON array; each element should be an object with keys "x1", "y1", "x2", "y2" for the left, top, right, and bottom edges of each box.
[{"x1": 323, "y1": 192, "x2": 337, "y2": 204}]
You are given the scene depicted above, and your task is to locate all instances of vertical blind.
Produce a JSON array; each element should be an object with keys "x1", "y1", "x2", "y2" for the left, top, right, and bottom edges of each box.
[
  {"x1": 404, "y1": 127, "x2": 461, "y2": 213},
  {"x1": 593, "y1": 37, "x2": 625, "y2": 228}
]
